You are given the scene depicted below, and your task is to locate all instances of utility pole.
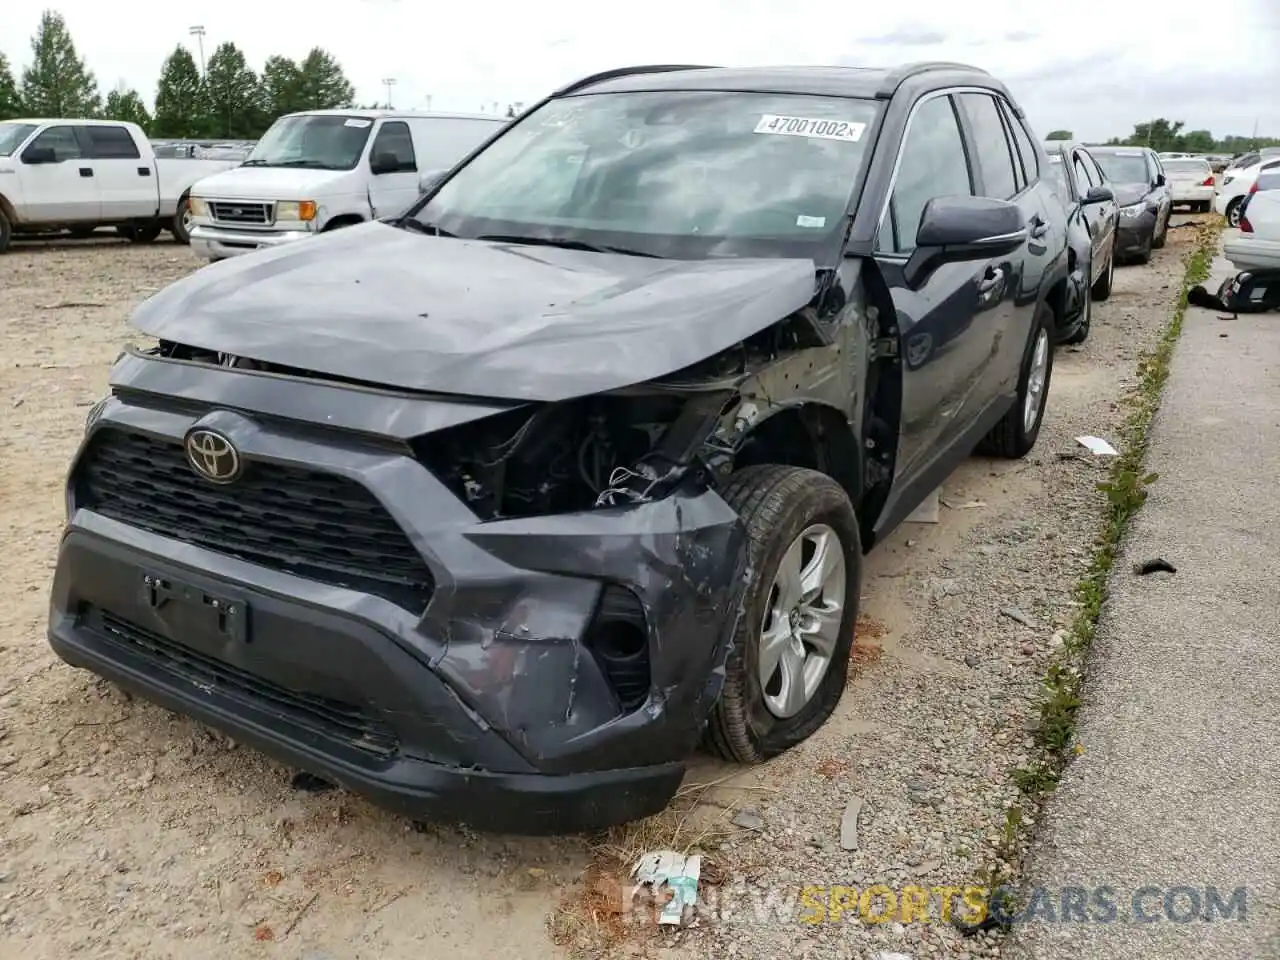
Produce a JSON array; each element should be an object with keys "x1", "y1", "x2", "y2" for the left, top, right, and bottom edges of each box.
[
  {"x1": 382, "y1": 77, "x2": 397, "y2": 109},
  {"x1": 189, "y1": 25, "x2": 206, "y2": 75},
  {"x1": 425, "y1": 94, "x2": 432, "y2": 111}
]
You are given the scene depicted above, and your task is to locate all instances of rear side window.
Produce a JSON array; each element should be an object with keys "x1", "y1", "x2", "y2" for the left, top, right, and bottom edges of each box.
[
  {"x1": 25, "y1": 125, "x2": 82, "y2": 161},
  {"x1": 1257, "y1": 163, "x2": 1280, "y2": 192},
  {"x1": 878, "y1": 94, "x2": 974, "y2": 255},
  {"x1": 955, "y1": 93, "x2": 1019, "y2": 200},
  {"x1": 85, "y1": 125, "x2": 140, "y2": 159},
  {"x1": 370, "y1": 120, "x2": 417, "y2": 172},
  {"x1": 412, "y1": 118, "x2": 504, "y2": 170}
]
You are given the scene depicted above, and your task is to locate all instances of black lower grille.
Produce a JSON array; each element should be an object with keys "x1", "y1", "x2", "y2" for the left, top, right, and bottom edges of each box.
[
  {"x1": 91, "y1": 610, "x2": 400, "y2": 760},
  {"x1": 77, "y1": 429, "x2": 434, "y2": 611},
  {"x1": 584, "y1": 585, "x2": 652, "y2": 713}
]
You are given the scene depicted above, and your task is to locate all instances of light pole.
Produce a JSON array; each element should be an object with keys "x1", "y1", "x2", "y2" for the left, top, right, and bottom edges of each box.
[
  {"x1": 382, "y1": 77, "x2": 397, "y2": 109},
  {"x1": 424, "y1": 94, "x2": 432, "y2": 111},
  {"x1": 189, "y1": 25, "x2": 206, "y2": 75}
]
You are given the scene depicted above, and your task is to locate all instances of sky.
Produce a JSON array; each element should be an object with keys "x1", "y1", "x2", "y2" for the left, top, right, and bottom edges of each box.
[{"x1": 3, "y1": 0, "x2": 1277, "y2": 143}]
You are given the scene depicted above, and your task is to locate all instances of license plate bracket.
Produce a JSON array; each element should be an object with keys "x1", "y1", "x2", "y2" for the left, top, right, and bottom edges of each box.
[{"x1": 139, "y1": 571, "x2": 249, "y2": 644}]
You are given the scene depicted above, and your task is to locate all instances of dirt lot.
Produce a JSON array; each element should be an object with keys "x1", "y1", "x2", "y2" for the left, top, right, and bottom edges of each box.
[{"x1": 0, "y1": 221, "x2": 1201, "y2": 959}]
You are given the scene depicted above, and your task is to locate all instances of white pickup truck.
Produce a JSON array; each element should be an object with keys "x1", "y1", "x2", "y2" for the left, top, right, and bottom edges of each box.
[
  {"x1": 185, "y1": 109, "x2": 507, "y2": 261},
  {"x1": 0, "y1": 118, "x2": 243, "y2": 253}
]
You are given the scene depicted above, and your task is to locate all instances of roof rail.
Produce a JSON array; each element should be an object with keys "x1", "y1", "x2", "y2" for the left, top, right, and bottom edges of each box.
[
  {"x1": 553, "y1": 64, "x2": 720, "y2": 97},
  {"x1": 875, "y1": 60, "x2": 989, "y2": 98}
]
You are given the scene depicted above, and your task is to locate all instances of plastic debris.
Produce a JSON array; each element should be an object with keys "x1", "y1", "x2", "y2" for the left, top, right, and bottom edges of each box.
[
  {"x1": 840, "y1": 796, "x2": 864, "y2": 850},
  {"x1": 1075, "y1": 436, "x2": 1118, "y2": 456},
  {"x1": 632, "y1": 850, "x2": 701, "y2": 926},
  {"x1": 1134, "y1": 557, "x2": 1177, "y2": 575},
  {"x1": 905, "y1": 488, "x2": 940, "y2": 523}
]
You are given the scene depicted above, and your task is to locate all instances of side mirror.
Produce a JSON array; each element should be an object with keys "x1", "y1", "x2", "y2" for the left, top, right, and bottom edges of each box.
[
  {"x1": 1155, "y1": 173, "x2": 1167, "y2": 187},
  {"x1": 1083, "y1": 185, "x2": 1115, "y2": 204},
  {"x1": 418, "y1": 171, "x2": 445, "y2": 194},
  {"x1": 370, "y1": 152, "x2": 403, "y2": 175},
  {"x1": 22, "y1": 145, "x2": 57, "y2": 164},
  {"x1": 904, "y1": 195, "x2": 1028, "y2": 289}
]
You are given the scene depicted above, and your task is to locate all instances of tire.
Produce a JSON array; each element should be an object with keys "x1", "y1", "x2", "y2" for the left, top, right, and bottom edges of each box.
[
  {"x1": 1151, "y1": 210, "x2": 1168, "y2": 249},
  {"x1": 976, "y1": 301, "x2": 1055, "y2": 459},
  {"x1": 124, "y1": 221, "x2": 163, "y2": 244},
  {"x1": 68, "y1": 226, "x2": 96, "y2": 240},
  {"x1": 704, "y1": 465, "x2": 861, "y2": 764},
  {"x1": 0, "y1": 209, "x2": 12, "y2": 253},
  {"x1": 1090, "y1": 245, "x2": 1115, "y2": 301},
  {"x1": 1226, "y1": 197, "x2": 1243, "y2": 228},
  {"x1": 1064, "y1": 278, "x2": 1092, "y2": 346},
  {"x1": 171, "y1": 194, "x2": 192, "y2": 245}
]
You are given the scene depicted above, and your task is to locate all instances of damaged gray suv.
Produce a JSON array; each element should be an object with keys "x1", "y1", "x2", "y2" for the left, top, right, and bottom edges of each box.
[{"x1": 49, "y1": 62, "x2": 1067, "y2": 834}]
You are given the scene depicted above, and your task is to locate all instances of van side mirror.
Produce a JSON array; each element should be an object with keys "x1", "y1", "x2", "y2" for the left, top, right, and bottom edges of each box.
[
  {"x1": 22, "y1": 145, "x2": 57, "y2": 164},
  {"x1": 903, "y1": 195, "x2": 1028, "y2": 289}
]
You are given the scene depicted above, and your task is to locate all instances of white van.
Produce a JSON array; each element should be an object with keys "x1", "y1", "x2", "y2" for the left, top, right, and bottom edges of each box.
[{"x1": 186, "y1": 109, "x2": 506, "y2": 261}]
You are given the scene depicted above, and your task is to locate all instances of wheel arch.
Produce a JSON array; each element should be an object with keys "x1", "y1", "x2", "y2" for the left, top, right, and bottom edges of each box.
[{"x1": 322, "y1": 213, "x2": 365, "y2": 231}]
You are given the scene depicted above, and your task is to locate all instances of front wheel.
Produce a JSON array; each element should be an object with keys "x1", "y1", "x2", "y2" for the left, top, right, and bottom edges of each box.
[
  {"x1": 1064, "y1": 275, "x2": 1093, "y2": 346},
  {"x1": 0, "y1": 209, "x2": 11, "y2": 253},
  {"x1": 704, "y1": 465, "x2": 861, "y2": 764},
  {"x1": 976, "y1": 301, "x2": 1055, "y2": 459},
  {"x1": 171, "y1": 195, "x2": 193, "y2": 244}
]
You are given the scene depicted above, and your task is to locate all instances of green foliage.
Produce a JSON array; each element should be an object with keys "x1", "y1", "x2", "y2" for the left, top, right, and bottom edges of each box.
[
  {"x1": 152, "y1": 47, "x2": 203, "y2": 138},
  {"x1": 258, "y1": 55, "x2": 302, "y2": 120},
  {"x1": 0, "y1": 54, "x2": 21, "y2": 120},
  {"x1": 1105, "y1": 116, "x2": 1280, "y2": 153},
  {"x1": 293, "y1": 48, "x2": 355, "y2": 111},
  {"x1": 103, "y1": 88, "x2": 152, "y2": 132},
  {"x1": 1045, "y1": 129, "x2": 1073, "y2": 140},
  {"x1": 19, "y1": 10, "x2": 100, "y2": 118},
  {"x1": 203, "y1": 42, "x2": 261, "y2": 138}
]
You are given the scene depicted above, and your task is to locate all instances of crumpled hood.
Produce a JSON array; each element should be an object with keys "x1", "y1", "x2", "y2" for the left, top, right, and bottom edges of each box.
[
  {"x1": 189, "y1": 166, "x2": 352, "y2": 200},
  {"x1": 133, "y1": 221, "x2": 819, "y2": 402},
  {"x1": 1112, "y1": 183, "x2": 1151, "y2": 207}
]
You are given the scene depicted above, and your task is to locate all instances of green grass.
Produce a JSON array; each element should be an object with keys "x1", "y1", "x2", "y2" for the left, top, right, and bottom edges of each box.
[{"x1": 966, "y1": 219, "x2": 1223, "y2": 919}]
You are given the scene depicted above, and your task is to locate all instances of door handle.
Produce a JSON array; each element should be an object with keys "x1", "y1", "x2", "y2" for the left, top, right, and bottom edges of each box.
[
  {"x1": 79, "y1": 167, "x2": 93, "y2": 177},
  {"x1": 978, "y1": 266, "x2": 1006, "y2": 304},
  {"x1": 137, "y1": 166, "x2": 151, "y2": 177}
]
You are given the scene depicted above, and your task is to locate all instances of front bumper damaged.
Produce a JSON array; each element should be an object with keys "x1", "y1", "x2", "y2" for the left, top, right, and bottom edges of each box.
[{"x1": 48, "y1": 390, "x2": 751, "y2": 834}]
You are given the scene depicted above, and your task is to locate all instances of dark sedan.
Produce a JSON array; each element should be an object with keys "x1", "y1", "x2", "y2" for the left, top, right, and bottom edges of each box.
[
  {"x1": 1089, "y1": 146, "x2": 1172, "y2": 264},
  {"x1": 1042, "y1": 141, "x2": 1118, "y2": 343}
]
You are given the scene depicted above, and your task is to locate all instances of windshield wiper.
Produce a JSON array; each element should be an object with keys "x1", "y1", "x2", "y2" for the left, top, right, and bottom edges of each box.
[
  {"x1": 401, "y1": 219, "x2": 456, "y2": 237},
  {"x1": 475, "y1": 234, "x2": 660, "y2": 258},
  {"x1": 239, "y1": 159, "x2": 273, "y2": 167}
]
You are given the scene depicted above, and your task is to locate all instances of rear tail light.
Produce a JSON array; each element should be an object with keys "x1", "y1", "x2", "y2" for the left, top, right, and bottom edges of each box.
[
  {"x1": 1241, "y1": 215, "x2": 1253, "y2": 233},
  {"x1": 1202, "y1": 175, "x2": 1215, "y2": 186}
]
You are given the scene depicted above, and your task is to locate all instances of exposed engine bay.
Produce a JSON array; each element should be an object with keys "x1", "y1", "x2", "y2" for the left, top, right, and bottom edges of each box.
[{"x1": 155, "y1": 339, "x2": 768, "y2": 521}]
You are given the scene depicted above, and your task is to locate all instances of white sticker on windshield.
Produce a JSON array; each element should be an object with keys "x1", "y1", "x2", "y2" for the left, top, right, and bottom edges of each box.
[
  {"x1": 755, "y1": 115, "x2": 865, "y2": 142},
  {"x1": 344, "y1": 118, "x2": 372, "y2": 128},
  {"x1": 796, "y1": 215, "x2": 826, "y2": 228}
]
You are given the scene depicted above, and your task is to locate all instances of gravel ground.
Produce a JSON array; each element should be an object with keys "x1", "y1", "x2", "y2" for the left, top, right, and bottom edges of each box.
[{"x1": 0, "y1": 220, "x2": 1199, "y2": 959}]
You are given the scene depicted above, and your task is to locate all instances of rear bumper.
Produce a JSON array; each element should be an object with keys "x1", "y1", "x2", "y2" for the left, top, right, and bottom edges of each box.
[
  {"x1": 1171, "y1": 186, "x2": 1214, "y2": 204},
  {"x1": 1224, "y1": 238, "x2": 1280, "y2": 273},
  {"x1": 48, "y1": 392, "x2": 749, "y2": 833},
  {"x1": 189, "y1": 223, "x2": 311, "y2": 260}
]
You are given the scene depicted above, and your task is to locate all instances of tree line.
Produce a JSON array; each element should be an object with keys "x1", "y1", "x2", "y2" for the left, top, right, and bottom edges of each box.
[
  {"x1": 1044, "y1": 117, "x2": 1277, "y2": 154},
  {"x1": 0, "y1": 10, "x2": 362, "y2": 139}
]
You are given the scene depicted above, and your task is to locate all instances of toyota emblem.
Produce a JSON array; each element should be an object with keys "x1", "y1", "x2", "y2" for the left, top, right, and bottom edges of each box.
[{"x1": 185, "y1": 429, "x2": 242, "y2": 484}]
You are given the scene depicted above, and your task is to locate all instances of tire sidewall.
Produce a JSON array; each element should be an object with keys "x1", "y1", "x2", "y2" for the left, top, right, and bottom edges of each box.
[
  {"x1": 0, "y1": 209, "x2": 11, "y2": 253},
  {"x1": 1014, "y1": 303, "x2": 1055, "y2": 447},
  {"x1": 172, "y1": 195, "x2": 192, "y2": 244},
  {"x1": 1227, "y1": 197, "x2": 1242, "y2": 227},
  {"x1": 729, "y1": 474, "x2": 861, "y2": 756}
]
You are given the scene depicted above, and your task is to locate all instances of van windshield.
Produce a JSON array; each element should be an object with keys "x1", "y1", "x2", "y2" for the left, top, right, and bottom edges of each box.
[
  {"x1": 410, "y1": 90, "x2": 880, "y2": 260},
  {"x1": 243, "y1": 115, "x2": 374, "y2": 171},
  {"x1": 0, "y1": 122, "x2": 37, "y2": 157}
]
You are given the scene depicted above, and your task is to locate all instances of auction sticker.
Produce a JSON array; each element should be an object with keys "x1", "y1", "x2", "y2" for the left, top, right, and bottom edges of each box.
[
  {"x1": 754, "y1": 115, "x2": 865, "y2": 142},
  {"x1": 344, "y1": 118, "x2": 372, "y2": 128}
]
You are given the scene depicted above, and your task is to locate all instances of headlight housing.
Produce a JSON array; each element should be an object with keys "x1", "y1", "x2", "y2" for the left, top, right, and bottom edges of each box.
[
  {"x1": 1119, "y1": 203, "x2": 1148, "y2": 219},
  {"x1": 275, "y1": 200, "x2": 317, "y2": 222},
  {"x1": 188, "y1": 197, "x2": 208, "y2": 217}
]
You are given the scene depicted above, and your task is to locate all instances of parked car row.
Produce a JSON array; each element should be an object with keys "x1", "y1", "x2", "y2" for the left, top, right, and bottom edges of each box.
[
  {"x1": 1224, "y1": 157, "x2": 1280, "y2": 273},
  {"x1": 47, "y1": 60, "x2": 1180, "y2": 833}
]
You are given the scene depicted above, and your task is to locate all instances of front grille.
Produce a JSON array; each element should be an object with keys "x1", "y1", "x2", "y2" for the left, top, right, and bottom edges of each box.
[
  {"x1": 90, "y1": 609, "x2": 400, "y2": 760},
  {"x1": 77, "y1": 429, "x2": 435, "y2": 611},
  {"x1": 208, "y1": 201, "x2": 272, "y2": 225}
]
